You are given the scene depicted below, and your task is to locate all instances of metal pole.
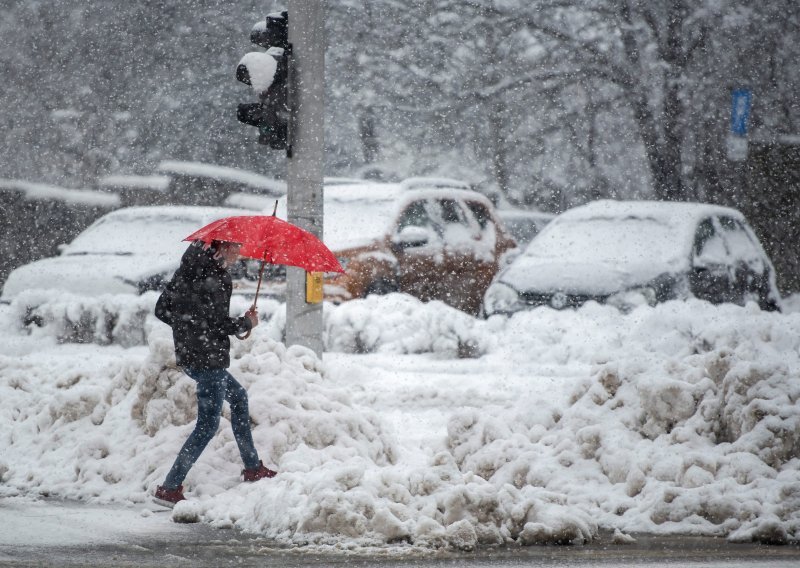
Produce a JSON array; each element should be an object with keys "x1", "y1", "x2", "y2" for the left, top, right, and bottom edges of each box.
[{"x1": 285, "y1": 0, "x2": 325, "y2": 356}]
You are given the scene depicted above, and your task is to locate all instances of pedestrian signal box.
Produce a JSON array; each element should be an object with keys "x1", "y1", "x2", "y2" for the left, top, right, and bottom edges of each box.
[{"x1": 305, "y1": 272, "x2": 323, "y2": 303}]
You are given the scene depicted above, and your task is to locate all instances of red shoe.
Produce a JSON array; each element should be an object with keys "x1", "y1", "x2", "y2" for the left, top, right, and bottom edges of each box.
[
  {"x1": 243, "y1": 460, "x2": 277, "y2": 482},
  {"x1": 154, "y1": 485, "x2": 186, "y2": 507}
]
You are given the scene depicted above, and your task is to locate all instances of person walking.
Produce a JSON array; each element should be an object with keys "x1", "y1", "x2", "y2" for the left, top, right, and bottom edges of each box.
[{"x1": 153, "y1": 239, "x2": 276, "y2": 506}]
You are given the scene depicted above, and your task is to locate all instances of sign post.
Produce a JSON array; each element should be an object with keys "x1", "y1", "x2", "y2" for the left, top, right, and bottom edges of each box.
[{"x1": 727, "y1": 88, "x2": 752, "y2": 162}]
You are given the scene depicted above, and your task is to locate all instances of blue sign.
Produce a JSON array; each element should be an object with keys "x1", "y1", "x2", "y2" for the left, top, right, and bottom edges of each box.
[{"x1": 731, "y1": 89, "x2": 752, "y2": 136}]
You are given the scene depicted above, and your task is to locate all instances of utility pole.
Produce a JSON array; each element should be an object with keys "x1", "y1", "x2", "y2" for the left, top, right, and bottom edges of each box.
[{"x1": 285, "y1": 1, "x2": 325, "y2": 356}]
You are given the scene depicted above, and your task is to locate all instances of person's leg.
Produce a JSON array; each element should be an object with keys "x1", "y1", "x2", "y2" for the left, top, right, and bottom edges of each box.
[
  {"x1": 161, "y1": 368, "x2": 226, "y2": 490},
  {"x1": 222, "y1": 371, "x2": 260, "y2": 470}
]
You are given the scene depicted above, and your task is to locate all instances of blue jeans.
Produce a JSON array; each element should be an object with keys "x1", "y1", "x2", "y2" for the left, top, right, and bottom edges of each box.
[{"x1": 163, "y1": 368, "x2": 260, "y2": 490}]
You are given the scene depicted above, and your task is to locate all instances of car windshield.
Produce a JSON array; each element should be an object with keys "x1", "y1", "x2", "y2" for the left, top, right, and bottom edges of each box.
[
  {"x1": 525, "y1": 216, "x2": 682, "y2": 265},
  {"x1": 63, "y1": 213, "x2": 205, "y2": 257}
]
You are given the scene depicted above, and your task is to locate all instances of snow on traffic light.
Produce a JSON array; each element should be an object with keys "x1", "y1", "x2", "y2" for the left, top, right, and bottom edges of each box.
[{"x1": 236, "y1": 10, "x2": 291, "y2": 152}]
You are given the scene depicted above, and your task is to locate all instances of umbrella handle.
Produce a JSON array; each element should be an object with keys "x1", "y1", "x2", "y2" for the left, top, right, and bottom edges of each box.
[{"x1": 235, "y1": 257, "x2": 267, "y2": 341}]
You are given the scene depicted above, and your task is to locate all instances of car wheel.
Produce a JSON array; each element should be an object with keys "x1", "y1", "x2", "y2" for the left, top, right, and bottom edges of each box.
[
  {"x1": 755, "y1": 274, "x2": 781, "y2": 312},
  {"x1": 758, "y1": 295, "x2": 781, "y2": 312},
  {"x1": 365, "y1": 278, "x2": 397, "y2": 296},
  {"x1": 741, "y1": 268, "x2": 781, "y2": 312}
]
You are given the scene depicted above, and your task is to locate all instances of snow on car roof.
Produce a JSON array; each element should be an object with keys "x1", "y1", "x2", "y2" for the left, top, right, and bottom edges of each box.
[
  {"x1": 224, "y1": 192, "x2": 279, "y2": 211},
  {"x1": 272, "y1": 183, "x2": 402, "y2": 250},
  {"x1": 322, "y1": 183, "x2": 490, "y2": 207},
  {"x1": 521, "y1": 200, "x2": 749, "y2": 283},
  {"x1": 559, "y1": 199, "x2": 745, "y2": 228},
  {"x1": 272, "y1": 183, "x2": 494, "y2": 251},
  {"x1": 399, "y1": 177, "x2": 471, "y2": 191},
  {"x1": 63, "y1": 205, "x2": 255, "y2": 257},
  {"x1": 323, "y1": 177, "x2": 371, "y2": 186},
  {"x1": 325, "y1": 182, "x2": 406, "y2": 202},
  {"x1": 97, "y1": 175, "x2": 171, "y2": 192},
  {"x1": 97, "y1": 205, "x2": 248, "y2": 221},
  {"x1": 0, "y1": 179, "x2": 120, "y2": 208},
  {"x1": 156, "y1": 160, "x2": 286, "y2": 195}
]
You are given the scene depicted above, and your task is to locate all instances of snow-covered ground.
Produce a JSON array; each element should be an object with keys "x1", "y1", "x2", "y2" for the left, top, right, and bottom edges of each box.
[{"x1": 1, "y1": 293, "x2": 799, "y2": 551}]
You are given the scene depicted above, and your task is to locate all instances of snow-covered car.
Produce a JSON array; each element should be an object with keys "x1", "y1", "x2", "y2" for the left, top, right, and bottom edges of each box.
[
  {"x1": 0, "y1": 205, "x2": 254, "y2": 302},
  {"x1": 484, "y1": 200, "x2": 782, "y2": 316},
  {"x1": 258, "y1": 182, "x2": 516, "y2": 315}
]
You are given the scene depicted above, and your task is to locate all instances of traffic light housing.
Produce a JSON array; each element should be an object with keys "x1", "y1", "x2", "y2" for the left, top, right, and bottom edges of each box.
[{"x1": 236, "y1": 11, "x2": 291, "y2": 153}]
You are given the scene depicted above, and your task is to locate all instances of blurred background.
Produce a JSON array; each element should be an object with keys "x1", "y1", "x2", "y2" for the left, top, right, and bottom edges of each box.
[{"x1": 0, "y1": 0, "x2": 798, "y2": 289}]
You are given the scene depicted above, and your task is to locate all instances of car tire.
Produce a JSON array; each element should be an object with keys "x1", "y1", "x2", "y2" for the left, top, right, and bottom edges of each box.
[
  {"x1": 756, "y1": 280, "x2": 781, "y2": 312},
  {"x1": 365, "y1": 278, "x2": 397, "y2": 297},
  {"x1": 747, "y1": 270, "x2": 781, "y2": 312}
]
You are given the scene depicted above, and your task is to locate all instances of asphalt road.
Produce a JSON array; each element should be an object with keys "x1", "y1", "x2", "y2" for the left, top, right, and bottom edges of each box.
[{"x1": 1, "y1": 500, "x2": 799, "y2": 568}]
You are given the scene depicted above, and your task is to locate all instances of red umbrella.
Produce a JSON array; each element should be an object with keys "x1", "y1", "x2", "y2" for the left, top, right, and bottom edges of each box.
[{"x1": 184, "y1": 214, "x2": 343, "y2": 338}]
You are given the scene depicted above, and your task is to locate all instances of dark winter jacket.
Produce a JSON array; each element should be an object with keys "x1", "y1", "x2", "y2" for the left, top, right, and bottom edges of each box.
[{"x1": 155, "y1": 241, "x2": 252, "y2": 370}]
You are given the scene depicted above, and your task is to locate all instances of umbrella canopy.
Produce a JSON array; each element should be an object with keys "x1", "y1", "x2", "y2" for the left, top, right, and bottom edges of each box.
[{"x1": 184, "y1": 215, "x2": 343, "y2": 273}]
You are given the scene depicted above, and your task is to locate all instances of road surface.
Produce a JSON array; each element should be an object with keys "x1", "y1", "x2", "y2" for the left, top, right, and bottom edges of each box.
[{"x1": 1, "y1": 499, "x2": 799, "y2": 567}]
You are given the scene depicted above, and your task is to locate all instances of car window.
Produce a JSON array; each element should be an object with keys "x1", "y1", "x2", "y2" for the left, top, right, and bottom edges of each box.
[
  {"x1": 693, "y1": 218, "x2": 714, "y2": 255},
  {"x1": 717, "y1": 216, "x2": 765, "y2": 268},
  {"x1": 465, "y1": 201, "x2": 491, "y2": 229},
  {"x1": 438, "y1": 198, "x2": 469, "y2": 226},
  {"x1": 693, "y1": 217, "x2": 728, "y2": 263},
  {"x1": 427, "y1": 198, "x2": 478, "y2": 253},
  {"x1": 425, "y1": 198, "x2": 472, "y2": 233},
  {"x1": 464, "y1": 200, "x2": 499, "y2": 261},
  {"x1": 396, "y1": 200, "x2": 434, "y2": 231}
]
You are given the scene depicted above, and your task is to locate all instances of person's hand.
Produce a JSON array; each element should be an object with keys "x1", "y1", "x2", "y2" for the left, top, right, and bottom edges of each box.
[{"x1": 245, "y1": 308, "x2": 259, "y2": 328}]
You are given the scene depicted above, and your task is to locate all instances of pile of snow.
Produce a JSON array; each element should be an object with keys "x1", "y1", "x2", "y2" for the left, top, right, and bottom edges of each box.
[
  {"x1": 457, "y1": 301, "x2": 800, "y2": 544},
  {"x1": 2, "y1": 296, "x2": 800, "y2": 549},
  {"x1": 0, "y1": 324, "x2": 397, "y2": 535},
  {"x1": 0, "y1": 321, "x2": 595, "y2": 549},
  {"x1": 7, "y1": 292, "x2": 479, "y2": 358}
]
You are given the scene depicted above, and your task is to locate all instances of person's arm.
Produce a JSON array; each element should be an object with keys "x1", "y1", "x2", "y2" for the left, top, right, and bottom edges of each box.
[
  {"x1": 201, "y1": 274, "x2": 254, "y2": 337},
  {"x1": 154, "y1": 277, "x2": 178, "y2": 326},
  {"x1": 220, "y1": 312, "x2": 253, "y2": 336}
]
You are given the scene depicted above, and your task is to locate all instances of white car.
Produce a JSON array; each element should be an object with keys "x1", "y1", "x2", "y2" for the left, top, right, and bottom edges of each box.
[
  {"x1": 484, "y1": 200, "x2": 782, "y2": 315},
  {"x1": 1, "y1": 205, "x2": 253, "y2": 301}
]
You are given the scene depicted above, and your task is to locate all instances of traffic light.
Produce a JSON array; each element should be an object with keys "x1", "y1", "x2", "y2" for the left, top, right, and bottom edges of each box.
[{"x1": 236, "y1": 11, "x2": 291, "y2": 152}]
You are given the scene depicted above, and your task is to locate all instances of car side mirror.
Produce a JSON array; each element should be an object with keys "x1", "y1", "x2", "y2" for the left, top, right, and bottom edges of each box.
[
  {"x1": 56, "y1": 243, "x2": 69, "y2": 255},
  {"x1": 392, "y1": 226, "x2": 430, "y2": 249}
]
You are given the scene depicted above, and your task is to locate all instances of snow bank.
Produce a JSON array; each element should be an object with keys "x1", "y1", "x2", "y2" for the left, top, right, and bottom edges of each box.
[
  {"x1": 447, "y1": 301, "x2": 800, "y2": 544},
  {"x1": 2, "y1": 295, "x2": 800, "y2": 548},
  {"x1": 0, "y1": 325, "x2": 397, "y2": 533},
  {"x1": 0, "y1": 302, "x2": 593, "y2": 549}
]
